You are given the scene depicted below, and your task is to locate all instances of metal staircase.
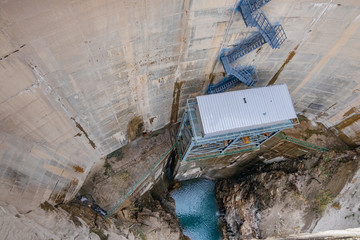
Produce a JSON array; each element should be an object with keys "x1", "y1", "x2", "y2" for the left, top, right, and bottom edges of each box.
[
  {"x1": 220, "y1": 57, "x2": 256, "y2": 86},
  {"x1": 236, "y1": 0, "x2": 272, "y2": 16},
  {"x1": 222, "y1": 32, "x2": 267, "y2": 63},
  {"x1": 207, "y1": 0, "x2": 287, "y2": 94},
  {"x1": 206, "y1": 67, "x2": 256, "y2": 94},
  {"x1": 241, "y1": 10, "x2": 286, "y2": 48}
]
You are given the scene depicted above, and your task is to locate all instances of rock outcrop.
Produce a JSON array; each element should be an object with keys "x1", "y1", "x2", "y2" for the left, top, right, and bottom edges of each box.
[
  {"x1": 216, "y1": 148, "x2": 360, "y2": 239},
  {"x1": 0, "y1": 175, "x2": 185, "y2": 240}
]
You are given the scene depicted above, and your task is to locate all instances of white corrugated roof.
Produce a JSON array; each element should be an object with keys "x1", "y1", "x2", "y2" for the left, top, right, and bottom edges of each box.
[{"x1": 196, "y1": 84, "x2": 297, "y2": 137}]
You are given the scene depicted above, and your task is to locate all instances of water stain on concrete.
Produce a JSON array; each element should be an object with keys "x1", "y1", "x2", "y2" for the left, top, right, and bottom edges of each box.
[
  {"x1": 50, "y1": 178, "x2": 80, "y2": 205},
  {"x1": 6, "y1": 167, "x2": 28, "y2": 187},
  {"x1": 268, "y1": 44, "x2": 299, "y2": 86},
  {"x1": 209, "y1": 73, "x2": 216, "y2": 84},
  {"x1": 71, "y1": 117, "x2": 96, "y2": 149},
  {"x1": 73, "y1": 165, "x2": 84, "y2": 173},
  {"x1": 170, "y1": 81, "x2": 184, "y2": 123},
  {"x1": 127, "y1": 116, "x2": 144, "y2": 141}
]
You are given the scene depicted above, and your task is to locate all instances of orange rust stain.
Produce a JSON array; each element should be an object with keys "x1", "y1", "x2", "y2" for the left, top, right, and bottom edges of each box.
[
  {"x1": 335, "y1": 113, "x2": 360, "y2": 130},
  {"x1": 333, "y1": 113, "x2": 360, "y2": 147},
  {"x1": 343, "y1": 107, "x2": 356, "y2": 117},
  {"x1": 268, "y1": 44, "x2": 299, "y2": 86},
  {"x1": 242, "y1": 136, "x2": 250, "y2": 144},
  {"x1": 72, "y1": 165, "x2": 84, "y2": 173}
]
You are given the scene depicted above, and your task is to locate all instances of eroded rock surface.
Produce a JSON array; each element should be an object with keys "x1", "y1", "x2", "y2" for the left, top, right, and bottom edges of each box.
[
  {"x1": 0, "y1": 175, "x2": 185, "y2": 240},
  {"x1": 217, "y1": 148, "x2": 360, "y2": 239}
]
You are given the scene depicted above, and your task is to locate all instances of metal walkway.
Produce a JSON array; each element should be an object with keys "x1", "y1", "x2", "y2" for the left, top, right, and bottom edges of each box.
[{"x1": 275, "y1": 133, "x2": 329, "y2": 152}]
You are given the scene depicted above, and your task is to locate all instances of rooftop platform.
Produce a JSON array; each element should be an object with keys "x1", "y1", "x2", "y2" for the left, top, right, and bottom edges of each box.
[{"x1": 177, "y1": 84, "x2": 299, "y2": 161}]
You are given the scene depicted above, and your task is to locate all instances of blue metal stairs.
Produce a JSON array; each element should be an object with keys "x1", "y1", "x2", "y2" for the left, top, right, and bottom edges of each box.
[
  {"x1": 223, "y1": 32, "x2": 267, "y2": 63},
  {"x1": 206, "y1": 66, "x2": 256, "y2": 94},
  {"x1": 206, "y1": 0, "x2": 287, "y2": 94},
  {"x1": 220, "y1": 56, "x2": 256, "y2": 86},
  {"x1": 236, "y1": 0, "x2": 272, "y2": 26},
  {"x1": 236, "y1": 0, "x2": 287, "y2": 48}
]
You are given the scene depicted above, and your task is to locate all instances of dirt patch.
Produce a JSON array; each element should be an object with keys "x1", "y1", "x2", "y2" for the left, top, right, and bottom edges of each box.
[
  {"x1": 60, "y1": 202, "x2": 102, "y2": 228},
  {"x1": 310, "y1": 190, "x2": 335, "y2": 213},
  {"x1": 73, "y1": 165, "x2": 84, "y2": 173},
  {"x1": 170, "y1": 81, "x2": 184, "y2": 123},
  {"x1": 106, "y1": 147, "x2": 124, "y2": 161},
  {"x1": 267, "y1": 44, "x2": 299, "y2": 86},
  {"x1": 103, "y1": 159, "x2": 114, "y2": 176},
  {"x1": 52, "y1": 192, "x2": 66, "y2": 205},
  {"x1": 127, "y1": 116, "x2": 144, "y2": 141},
  {"x1": 282, "y1": 114, "x2": 347, "y2": 151},
  {"x1": 331, "y1": 202, "x2": 341, "y2": 210},
  {"x1": 325, "y1": 157, "x2": 358, "y2": 195}
]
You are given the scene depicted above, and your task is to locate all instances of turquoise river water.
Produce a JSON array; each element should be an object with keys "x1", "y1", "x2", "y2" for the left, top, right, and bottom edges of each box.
[{"x1": 171, "y1": 178, "x2": 222, "y2": 240}]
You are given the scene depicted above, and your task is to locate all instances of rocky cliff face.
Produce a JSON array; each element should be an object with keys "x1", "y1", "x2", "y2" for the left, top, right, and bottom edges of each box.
[
  {"x1": 0, "y1": 175, "x2": 185, "y2": 240},
  {"x1": 0, "y1": 128, "x2": 185, "y2": 240},
  {"x1": 216, "y1": 148, "x2": 360, "y2": 239}
]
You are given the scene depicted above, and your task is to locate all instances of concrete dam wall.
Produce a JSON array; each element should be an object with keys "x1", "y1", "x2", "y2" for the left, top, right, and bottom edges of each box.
[{"x1": 0, "y1": 0, "x2": 359, "y2": 211}]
